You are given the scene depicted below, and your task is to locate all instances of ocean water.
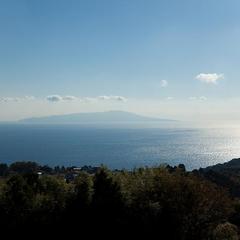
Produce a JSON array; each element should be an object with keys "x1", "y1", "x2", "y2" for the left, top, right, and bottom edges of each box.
[{"x1": 0, "y1": 124, "x2": 240, "y2": 170}]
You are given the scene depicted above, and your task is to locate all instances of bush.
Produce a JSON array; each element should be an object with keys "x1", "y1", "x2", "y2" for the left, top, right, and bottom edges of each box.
[{"x1": 213, "y1": 222, "x2": 239, "y2": 240}]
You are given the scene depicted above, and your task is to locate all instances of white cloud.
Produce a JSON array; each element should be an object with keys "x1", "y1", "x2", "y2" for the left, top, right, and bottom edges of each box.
[
  {"x1": 199, "y1": 96, "x2": 207, "y2": 101},
  {"x1": 0, "y1": 95, "x2": 128, "y2": 104},
  {"x1": 46, "y1": 95, "x2": 63, "y2": 102},
  {"x1": 83, "y1": 97, "x2": 95, "y2": 102},
  {"x1": 24, "y1": 96, "x2": 35, "y2": 100},
  {"x1": 166, "y1": 97, "x2": 174, "y2": 101},
  {"x1": 196, "y1": 73, "x2": 224, "y2": 84},
  {"x1": 189, "y1": 96, "x2": 207, "y2": 101},
  {"x1": 62, "y1": 95, "x2": 78, "y2": 101},
  {"x1": 0, "y1": 96, "x2": 36, "y2": 103},
  {"x1": 98, "y1": 96, "x2": 111, "y2": 100},
  {"x1": 111, "y1": 96, "x2": 128, "y2": 101},
  {"x1": 98, "y1": 95, "x2": 127, "y2": 102},
  {"x1": 45, "y1": 95, "x2": 128, "y2": 103},
  {"x1": 160, "y1": 80, "x2": 168, "y2": 87},
  {"x1": 0, "y1": 97, "x2": 13, "y2": 102},
  {"x1": 46, "y1": 95, "x2": 79, "y2": 102}
]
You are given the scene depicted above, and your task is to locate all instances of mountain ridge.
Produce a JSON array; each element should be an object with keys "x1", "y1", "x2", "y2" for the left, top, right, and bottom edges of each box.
[{"x1": 19, "y1": 111, "x2": 176, "y2": 124}]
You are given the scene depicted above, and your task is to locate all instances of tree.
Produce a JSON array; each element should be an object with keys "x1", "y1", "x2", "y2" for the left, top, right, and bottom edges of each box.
[
  {"x1": 74, "y1": 172, "x2": 93, "y2": 207},
  {"x1": 213, "y1": 222, "x2": 239, "y2": 240},
  {"x1": 93, "y1": 168, "x2": 123, "y2": 208},
  {"x1": 0, "y1": 163, "x2": 8, "y2": 176},
  {"x1": 3, "y1": 175, "x2": 35, "y2": 228},
  {"x1": 9, "y1": 161, "x2": 38, "y2": 174},
  {"x1": 92, "y1": 167, "x2": 124, "y2": 230}
]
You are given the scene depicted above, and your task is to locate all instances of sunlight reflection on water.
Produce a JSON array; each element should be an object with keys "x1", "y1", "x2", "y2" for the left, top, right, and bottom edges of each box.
[{"x1": 0, "y1": 125, "x2": 240, "y2": 170}]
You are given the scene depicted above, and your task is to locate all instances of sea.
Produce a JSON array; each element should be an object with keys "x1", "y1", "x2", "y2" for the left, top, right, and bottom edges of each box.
[{"x1": 0, "y1": 124, "x2": 240, "y2": 170}]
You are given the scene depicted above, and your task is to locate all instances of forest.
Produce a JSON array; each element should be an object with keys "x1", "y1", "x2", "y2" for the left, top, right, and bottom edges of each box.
[{"x1": 0, "y1": 161, "x2": 240, "y2": 239}]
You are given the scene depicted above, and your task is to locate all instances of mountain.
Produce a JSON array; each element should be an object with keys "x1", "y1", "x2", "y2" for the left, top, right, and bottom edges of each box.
[{"x1": 19, "y1": 111, "x2": 176, "y2": 124}]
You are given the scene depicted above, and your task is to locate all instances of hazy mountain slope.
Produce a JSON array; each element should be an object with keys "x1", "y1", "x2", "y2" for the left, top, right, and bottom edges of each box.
[{"x1": 19, "y1": 111, "x2": 175, "y2": 124}]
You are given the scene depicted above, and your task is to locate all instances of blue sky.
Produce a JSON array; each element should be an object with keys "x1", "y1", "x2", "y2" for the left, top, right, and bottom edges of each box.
[{"x1": 1, "y1": 0, "x2": 240, "y2": 123}]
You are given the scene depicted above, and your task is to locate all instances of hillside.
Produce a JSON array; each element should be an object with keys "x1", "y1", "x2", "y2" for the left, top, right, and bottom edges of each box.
[
  {"x1": 201, "y1": 158, "x2": 240, "y2": 173},
  {"x1": 197, "y1": 158, "x2": 240, "y2": 198}
]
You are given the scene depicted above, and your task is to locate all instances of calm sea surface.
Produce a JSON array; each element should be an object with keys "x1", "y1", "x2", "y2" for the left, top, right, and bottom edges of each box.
[{"x1": 0, "y1": 124, "x2": 240, "y2": 170}]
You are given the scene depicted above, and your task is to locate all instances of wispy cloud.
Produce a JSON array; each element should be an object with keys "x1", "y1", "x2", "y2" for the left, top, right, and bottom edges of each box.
[
  {"x1": 98, "y1": 96, "x2": 111, "y2": 100},
  {"x1": 98, "y1": 95, "x2": 127, "y2": 101},
  {"x1": 46, "y1": 95, "x2": 81, "y2": 102},
  {"x1": 46, "y1": 95, "x2": 128, "y2": 103},
  {"x1": 114, "y1": 96, "x2": 128, "y2": 101},
  {"x1": 0, "y1": 96, "x2": 35, "y2": 103},
  {"x1": 24, "y1": 96, "x2": 35, "y2": 100},
  {"x1": 0, "y1": 97, "x2": 15, "y2": 102},
  {"x1": 189, "y1": 96, "x2": 207, "y2": 101},
  {"x1": 62, "y1": 95, "x2": 78, "y2": 101},
  {"x1": 166, "y1": 97, "x2": 174, "y2": 101},
  {"x1": 196, "y1": 73, "x2": 224, "y2": 84},
  {"x1": 46, "y1": 95, "x2": 63, "y2": 102},
  {"x1": 199, "y1": 96, "x2": 207, "y2": 101},
  {"x1": 160, "y1": 80, "x2": 168, "y2": 87}
]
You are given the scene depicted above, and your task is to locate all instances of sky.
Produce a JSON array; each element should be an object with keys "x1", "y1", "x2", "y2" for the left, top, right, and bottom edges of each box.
[{"x1": 1, "y1": 0, "x2": 240, "y2": 124}]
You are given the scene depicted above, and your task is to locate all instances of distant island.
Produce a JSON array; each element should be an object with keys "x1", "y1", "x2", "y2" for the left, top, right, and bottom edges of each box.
[{"x1": 19, "y1": 110, "x2": 176, "y2": 124}]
